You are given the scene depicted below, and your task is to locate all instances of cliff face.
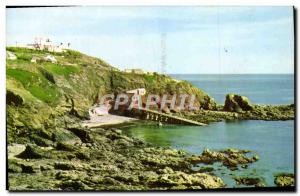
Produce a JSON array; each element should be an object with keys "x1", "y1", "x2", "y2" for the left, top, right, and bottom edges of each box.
[{"x1": 6, "y1": 47, "x2": 216, "y2": 144}]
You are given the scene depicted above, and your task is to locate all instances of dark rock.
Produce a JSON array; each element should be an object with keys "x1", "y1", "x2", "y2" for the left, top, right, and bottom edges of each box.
[
  {"x1": 75, "y1": 151, "x2": 90, "y2": 160},
  {"x1": 6, "y1": 90, "x2": 23, "y2": 106},
  {"x1": 40, "y1": 165, "x2": 54, "y2": 171},
  {"x1": 233, "y1": 176, "x2": 265, "y2": 187},
  {"x1": 223, "y1": 94, "x2": 253, "y2": 112},
  {"x1": 38, "y1": 67, "x2": 56, "y2": 84},
  {"x1": 38, "y1": 129, "x2": 53, "y2": 140},
  {"x1": 67, "y1": 127, "x2": 92, "y2": 143},
  {"x1": 20, "y1": 164, "x2": 37, "y2": 173},
  {"x1": 54, "y1": 162, "x2": 76, "y2": 170},
  {"x1": 56, "y1": 142, "x2": 76, "y2": 151},
  {"x1": 29, "y1": 134, "x2": 53, "y2": 147},
  {"x1": 197, "y1": 166, "x2": 214, "y2": 173},
  {"x1": 202, "y1": 97, "x2": 217, "y2": 110},
  {"x1": 16, "y1": 145, "x2": 44, "y2": 159}
]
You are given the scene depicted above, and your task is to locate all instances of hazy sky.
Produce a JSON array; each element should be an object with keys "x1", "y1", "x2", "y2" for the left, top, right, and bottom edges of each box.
[{"x1": 6, "y1": 6, "x2": 294, "y2": 74}]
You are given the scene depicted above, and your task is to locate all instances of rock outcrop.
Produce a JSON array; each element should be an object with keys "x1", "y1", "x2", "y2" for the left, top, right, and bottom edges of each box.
[
  {"x1": 274, "y1": 173, "x2": 294, "y2": 187},
  {"x1": 186, "y1": 148, "x2": 259, "y2": 170},
  {"x1": 185, "y1": 104, "x2": 294, "y2": 124},
  {"x1": 223, "y1": 94, "x2": 253, "y2": 112},
  {"x1": 233, "y1": 176, "x2": 265, "y2": 187}
]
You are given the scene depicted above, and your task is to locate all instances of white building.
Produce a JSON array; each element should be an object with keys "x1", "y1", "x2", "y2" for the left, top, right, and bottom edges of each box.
[
  {"x1": 126, "y1": 88, "x2": 146, "y2": 96},
  {"x1": 33, "y1": 37, "x2": 68, "y2": 53},
  {"x1": 16, "y1": 37, "x2": 70, "y2": 53},
  {"x1": 124, "y1": 68, "x2": 144, "y2": 74}
]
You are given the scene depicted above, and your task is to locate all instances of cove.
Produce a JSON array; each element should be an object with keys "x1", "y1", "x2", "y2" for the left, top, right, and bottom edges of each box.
[{"x1": 123, "y1": 120, "x2": 294, "y2": 187}]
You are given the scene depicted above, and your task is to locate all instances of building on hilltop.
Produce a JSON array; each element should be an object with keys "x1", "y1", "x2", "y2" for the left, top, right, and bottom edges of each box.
[
  {"x1": 16, "y1": 37, "x2": 70, "y2": 53},
  {"x1": 126, "y1": 88, "x2": 146, "y2": 96},
  {"x1": 124, "y1": 68, "x2": 144, "y2": 74},
  {"x1": 32, "y1": 37, "x2": 69, "y2": 53}
]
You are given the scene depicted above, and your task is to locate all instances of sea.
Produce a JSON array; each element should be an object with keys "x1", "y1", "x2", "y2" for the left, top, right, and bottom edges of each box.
[{"x1": 123, "y1": 74, "x2": 295, "y2": 188}]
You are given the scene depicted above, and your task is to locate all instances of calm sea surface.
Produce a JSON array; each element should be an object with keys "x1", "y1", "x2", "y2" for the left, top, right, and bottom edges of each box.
[
  {"x1": 123, "y1": 74, "x2": 295, "y2": 187},
  {"x1": 171, "y1": 74, "x2": 294, "y2": 105}
]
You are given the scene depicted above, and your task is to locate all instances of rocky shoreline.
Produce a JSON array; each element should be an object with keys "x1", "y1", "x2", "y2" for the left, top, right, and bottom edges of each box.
[
  {"x1": 179, "y1": 94, "x2": 294, "y2": 124},
  {"x1": 8, "y1": 120, "x2": 295, "y2": 190},
  {"x1": 8, "y1": 124, "x2": 227, "y2": 190},
  {"x1": 181, "y1": 104, "x2": 294, "y2": 124}
]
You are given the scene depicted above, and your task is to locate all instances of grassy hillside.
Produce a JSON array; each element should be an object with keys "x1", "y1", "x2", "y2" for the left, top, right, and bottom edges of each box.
[{"x1": 6, "y1": 47, "x2": 216, "y2": 144}]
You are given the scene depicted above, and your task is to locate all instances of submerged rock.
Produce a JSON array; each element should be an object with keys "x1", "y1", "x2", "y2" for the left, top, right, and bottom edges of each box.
[
  {"x1": 197, "y1": 166, "x2": 214, "y2": 173},
  {"x1": 233, "y1": 176, "x2": 265, "y2": 187},
  {"x1": 274, "y1": 173, "x2": 294, "y2": 187},
  {"x1": 187, "y1": 148, "x2": 258, "y2": 170}
]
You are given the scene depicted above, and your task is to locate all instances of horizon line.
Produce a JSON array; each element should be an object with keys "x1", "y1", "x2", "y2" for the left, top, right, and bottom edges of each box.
[{"x1": 166, "y1": 73, "x2": 294, "y2": 75}]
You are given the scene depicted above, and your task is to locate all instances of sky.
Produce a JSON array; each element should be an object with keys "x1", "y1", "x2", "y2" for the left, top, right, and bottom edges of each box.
[{"x1": 6, "y1": 6, "x2": 294, "y2": 74}]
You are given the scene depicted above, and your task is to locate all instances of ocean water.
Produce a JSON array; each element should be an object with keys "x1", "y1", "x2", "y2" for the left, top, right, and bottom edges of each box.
[
  {"x1": 123, "y1": 74, "x2": 295, "y2": 188},
  {"x1": 170, "y1": 74, "x2": 294, "y2": 105}
]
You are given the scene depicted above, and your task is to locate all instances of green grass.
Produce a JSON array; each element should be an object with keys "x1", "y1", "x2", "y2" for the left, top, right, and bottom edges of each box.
[
  {"x1": 43, "y1": 63, "x2": 80, "y2": 78},
  {"x1": 64, "y1": 50, "x2": 81, "y2": 58},
  {"x1": 6, "y1": 68, "x2": 60, "y2": 104},
  {"x1": 144, "y1": 75, "x2": 156, "y2": 84},
  {"x1": 15, "y1": 53, "x2": 32, "y2": 61},
  {"x1": 6, "y1": 46, "x2": 62, "y2": 56},
  {"x1": 7, "y1": 47, "x2": 39, "y2": 54}
]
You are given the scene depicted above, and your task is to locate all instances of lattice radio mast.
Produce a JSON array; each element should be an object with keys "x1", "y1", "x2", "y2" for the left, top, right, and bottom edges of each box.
[{"x1": 160, "y1": 33, "x2": 167, "y2": 74}]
